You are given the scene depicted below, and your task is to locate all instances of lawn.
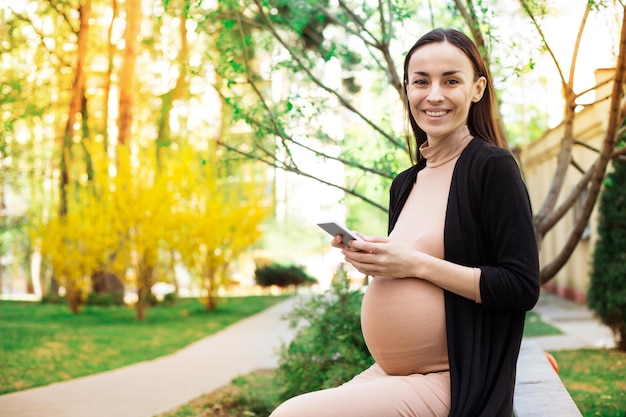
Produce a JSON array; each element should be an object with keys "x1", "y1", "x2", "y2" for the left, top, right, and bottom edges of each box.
[
  {"x1": 0, "y1": 295, "x2": 290, "y2": 395},
  {"x1": 523, "y1": 310, "x2": 563, "y2": 337},
  {"x1": 551, "y1": 349, "x2": 626, "y2": 417}
]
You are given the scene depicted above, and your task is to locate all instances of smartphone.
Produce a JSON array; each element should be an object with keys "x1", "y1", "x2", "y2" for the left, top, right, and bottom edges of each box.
[{"x1": 316, "y1": 222, "x2": 363, "y2": 248}]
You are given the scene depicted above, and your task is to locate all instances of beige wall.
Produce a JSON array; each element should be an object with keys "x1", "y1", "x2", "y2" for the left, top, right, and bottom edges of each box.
[{"x1": 519, "y1": 69, "x2": 614, "y2": 302}]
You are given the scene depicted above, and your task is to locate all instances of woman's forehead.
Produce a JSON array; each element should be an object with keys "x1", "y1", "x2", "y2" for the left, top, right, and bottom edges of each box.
[{"x1": 408, "y1": 42, "x2": 473, "y2": 74}]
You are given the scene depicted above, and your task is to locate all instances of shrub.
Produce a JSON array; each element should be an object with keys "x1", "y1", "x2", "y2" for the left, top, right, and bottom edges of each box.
[
  {"x1": 86, "y1": 291, "x2": 125, "y2": 307},
  {"x1": 272, "y1": 274, "x2": 373, "y2": 402},
  {"x1": 161, "y1": 292, "x2": 178, "y2": 306},
  {"x1": 588, "y1": 154, "x2": 626, "y2": 351},
  {"x1": 40, "y1": 293, "x2": 65, "y2": 304},
  {"x1": 254, "y1": 264, "x2": 317, "y2": 289}
]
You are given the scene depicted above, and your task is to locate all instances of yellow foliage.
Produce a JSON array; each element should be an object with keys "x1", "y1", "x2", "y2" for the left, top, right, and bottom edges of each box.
[
  {"x1": 31, "y1": 141, "x2": 270, "y2": 314},
  {"x1": 31, "y1": 169, "x2": 119, "y2": 313},
  {"x1": 170, "y1": 145, "x2": 270, "y2": 308}
]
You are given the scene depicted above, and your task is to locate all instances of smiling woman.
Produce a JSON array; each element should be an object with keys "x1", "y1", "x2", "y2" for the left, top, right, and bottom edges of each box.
[{"x1": 269, "y1": 28, "x2": 540, "y2": 417}]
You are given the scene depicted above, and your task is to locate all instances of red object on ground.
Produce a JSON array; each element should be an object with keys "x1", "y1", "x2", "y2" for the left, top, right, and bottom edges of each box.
[{"x1": 544, "y1": 352, "x2": 559, "y2": 374}]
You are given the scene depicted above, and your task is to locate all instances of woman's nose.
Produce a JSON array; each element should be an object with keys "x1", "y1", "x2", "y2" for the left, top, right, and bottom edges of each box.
[{"x1": 427, "y1": 83, "x2": 444, "y2": 102}]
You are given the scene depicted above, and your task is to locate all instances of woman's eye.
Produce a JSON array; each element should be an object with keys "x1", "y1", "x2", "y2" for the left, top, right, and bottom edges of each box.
[
  {"x1": 413, "y1": 79, "x2": 427, "y2": 85},
  {"x1": 446, "y1": 79, "x2": 460, "y2": 85}
]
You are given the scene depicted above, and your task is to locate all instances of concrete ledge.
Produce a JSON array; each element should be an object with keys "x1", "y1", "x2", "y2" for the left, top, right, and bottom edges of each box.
[{"x1": 513, "y1": 340, "x2": 583, "y2": 417}]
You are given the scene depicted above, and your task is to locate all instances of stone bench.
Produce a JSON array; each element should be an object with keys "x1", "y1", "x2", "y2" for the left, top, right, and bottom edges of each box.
[{"x1": 513, "y1": 340, "x2": 583, "y2": 416}]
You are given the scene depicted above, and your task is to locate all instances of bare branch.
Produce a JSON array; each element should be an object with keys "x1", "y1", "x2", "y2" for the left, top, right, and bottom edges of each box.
[
  {"x1": 575, "y1": 76, "x2": 613, "y2": 101},
  {"x1": 337, "y1": 0, "x2": 380, "y2": 44},
  {"x1": 540, "y1": 6, "x2": 626, "y2": 282},
  {"x1": 574, "y1": 140, "x2": 601, "y2": 154},
  {"x1": 570, "y1": 157, "x2": 585, "y2": 174},
  {"x1": 383, "y1": 0, "x2": 393, "y2": 43},
  {"x1": 8, "y1": 9, "x2": 72, "y2": 68},
  {"x1": 519, "y1": 0, "x2": 567, "y2": 89},
  {"x1": 217, "y1": 140, "x2": 389, "y2": 213},
  {"x1": 312, "y1": 5, "x2": 379, "y2": 49},
  {"x1": 309, "y1": 4, "x2": 397, "y2": 90},
  {"x1": 46, "y1": 0, "x2": 78, "y2": 34},
  {"x1": 232, "y1": 6, "x2": 298, "y2": 170},
  {"x1": 567, "y1": 5, "x2": 591, "y2": 98},
  {"x1": 230, "y1": 102, "x2": 395, "y2": 180},
  {"x1": 536, "y1": 159, "x2": 595, "y2": 236}
]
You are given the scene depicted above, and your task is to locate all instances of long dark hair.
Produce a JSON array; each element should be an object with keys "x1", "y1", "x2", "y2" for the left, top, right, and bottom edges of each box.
[{"x1": 402, "y1": 28, "x2": 507, "y2": 163}]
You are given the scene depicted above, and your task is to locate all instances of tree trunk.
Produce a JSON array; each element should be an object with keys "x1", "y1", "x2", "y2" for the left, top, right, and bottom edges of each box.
[
  {"x1": 156, "y1": 7, "x2": 189, "y2": 166},
  {"x1": 618, "y1": 326, "x2": 626, "y2": 352},
  {"x1": 103, "y1": 0, "x2": 118, "y2": 151},
  {"x1": 59, "y1": 0, "x2": 91, "y2": 216},
  {"x1": 0, "y1": 186, "x2": 5, "y2": 294},
  {"x1": 537, "y1": 7, "x2": 626, "y2": 282},
  {"x1": 66, "y1": 285, "x2": 82, "y2": 314},
  {"x1": 203, "y1": 262, "x2": 219, "y2": 311},
  {"x1": 135, "y1": 262, "x2": 154, "y2": 321},
  {"x1": 117, "y1": 0, "x2": 141, "y2": 146}
]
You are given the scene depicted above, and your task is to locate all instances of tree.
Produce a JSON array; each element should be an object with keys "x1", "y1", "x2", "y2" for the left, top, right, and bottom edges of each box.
[
  {"x1": 206, "y1": 0, "x2": 626, "y2": 283},
  {"x1": 588, "y1": 151, "x2": 626, "y2": 351},
  {"x1": 174, "y1": 145, "x2": 270, "y2": 310},
  {"x1": 117, "y1": 0, "x2": 141, "y2": 146},
  {"x1": 107, "y1": 144, "x2": 178, "y2": 320},
  {"x1": 31, "y1": 173, "x2": 119, "y2": 313},
  {"x1": 521, "y1": 1, "x2": 626, "y2": 283},
  {"x1": 2, "y1": 0, "x2": 272, "y2": 305}
]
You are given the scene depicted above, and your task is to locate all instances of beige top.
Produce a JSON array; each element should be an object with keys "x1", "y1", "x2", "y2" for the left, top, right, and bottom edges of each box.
[{"x1": 360, "y1": 135, "x2": 479, "y2": 376}]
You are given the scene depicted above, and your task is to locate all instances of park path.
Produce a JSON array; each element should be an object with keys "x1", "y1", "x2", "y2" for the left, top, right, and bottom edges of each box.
[
  {"x1": 0, "y1": 296, "x2": 300, "y2": 417},
  {"x1": 0, "y1": 291, "x2": 614, "y2": 417}
]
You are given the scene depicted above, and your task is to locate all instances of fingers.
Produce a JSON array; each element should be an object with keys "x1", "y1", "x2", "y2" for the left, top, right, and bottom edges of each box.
[{"x1": 330, "y1": 234, "x2": 346, "y2": 249}]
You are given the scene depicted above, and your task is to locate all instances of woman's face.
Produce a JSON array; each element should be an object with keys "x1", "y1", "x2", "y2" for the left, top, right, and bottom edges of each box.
[{"x1": 406, "y1": 41, "x2": 486, "y2": 144}]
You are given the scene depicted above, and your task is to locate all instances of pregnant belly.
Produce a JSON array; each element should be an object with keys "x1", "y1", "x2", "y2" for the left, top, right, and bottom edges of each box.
[{"x1": 361, "y1": 276, "x2": 449, "y2": 376}]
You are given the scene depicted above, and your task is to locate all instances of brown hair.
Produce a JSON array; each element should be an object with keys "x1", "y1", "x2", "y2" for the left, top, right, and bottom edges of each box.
[{"x1": 402, "y1": 28, "x2": 507, "y2": 163}]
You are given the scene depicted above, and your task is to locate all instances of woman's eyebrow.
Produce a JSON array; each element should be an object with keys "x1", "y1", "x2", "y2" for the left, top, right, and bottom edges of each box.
[{"x1": 411, "y1": 70, "x2": 463, "y2": 76}]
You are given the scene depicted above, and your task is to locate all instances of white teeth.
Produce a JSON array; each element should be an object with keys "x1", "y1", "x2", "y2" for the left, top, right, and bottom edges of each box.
[{"x1": 425, "y1": 110, "x2": 448, "y2": 117}]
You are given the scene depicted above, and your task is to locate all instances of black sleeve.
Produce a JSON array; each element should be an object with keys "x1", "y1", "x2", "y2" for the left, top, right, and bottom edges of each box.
[{"x1": 477, "y1": 152, "x2": 540, "y2": 312}]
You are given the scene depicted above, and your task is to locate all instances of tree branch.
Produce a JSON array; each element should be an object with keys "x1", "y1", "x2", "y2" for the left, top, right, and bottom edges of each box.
[
  {"x1": 46, "y1": 0, "x2": 78, "y2": 34},
  {"x1": 216, "y1": 140, "x2": 389, "y2": 213},
  {"x1": 519, "y1": 0, "x2": 567, "y2": 89},
  {"x1": 228, "y1": 102, "x2": 395, "y2": 179},
  {"x1": 251, "y1": 0, "x2": 406, "y2": 151},
  {"x1": 539, "y1": 5, "x2": 626, "y2": 282}
]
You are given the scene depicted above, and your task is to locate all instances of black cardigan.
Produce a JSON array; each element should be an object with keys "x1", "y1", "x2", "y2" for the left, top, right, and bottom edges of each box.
[{"x1": 388, "y1": 137, "x2": 540, "y2": 417}]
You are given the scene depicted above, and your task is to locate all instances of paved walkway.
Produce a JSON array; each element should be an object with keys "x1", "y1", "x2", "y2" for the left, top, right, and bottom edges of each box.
[
  {"x1": 0, "y1": 297, "x2": 301, "y2": 417},
  {"x1": 0, "y1": 292, "x2": 616, "y2": 417},
  {"x1": 527, "y1": 291, "x2": 615, "y2": 351}
]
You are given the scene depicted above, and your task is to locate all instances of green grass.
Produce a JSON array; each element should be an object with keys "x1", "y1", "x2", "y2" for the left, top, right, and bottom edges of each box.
[
  {"x1": 156, "y1": 370, "x2": 277, "y2": 417},
  {"x1": 524, "y1": 311, "x2": 563, "y2": 337},
  {"x1": 550, "y1": 349, "x2": 626, "y2": 417},
  {"x1": 0, "y1": 295, "x2": 290, "y2": 395}
]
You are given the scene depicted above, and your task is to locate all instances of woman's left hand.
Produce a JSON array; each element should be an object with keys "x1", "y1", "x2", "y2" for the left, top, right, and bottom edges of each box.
[{"x1": 343, "y1": 235, "x2": 422, "y2": 278}]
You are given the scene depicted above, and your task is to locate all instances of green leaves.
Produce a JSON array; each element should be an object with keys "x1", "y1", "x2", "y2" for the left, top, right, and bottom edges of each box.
[{"x1": 588, "y1": 156, "x2": 626, "y2": 350}]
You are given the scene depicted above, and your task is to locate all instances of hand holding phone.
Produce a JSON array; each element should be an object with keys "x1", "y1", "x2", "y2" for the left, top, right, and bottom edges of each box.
[{"x1": 316, "y1": 222, "x2": 363, "y2": 248}]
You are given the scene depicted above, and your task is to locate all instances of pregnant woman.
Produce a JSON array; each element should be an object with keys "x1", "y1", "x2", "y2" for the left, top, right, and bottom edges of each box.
[{"x1": 269, "y1": 27, "x2": 540, "y2": 417}]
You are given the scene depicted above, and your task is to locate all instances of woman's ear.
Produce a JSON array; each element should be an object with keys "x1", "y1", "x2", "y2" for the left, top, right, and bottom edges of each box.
[{"x1": 472, "y1": 76, "x2": 487, "y2": 103}]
